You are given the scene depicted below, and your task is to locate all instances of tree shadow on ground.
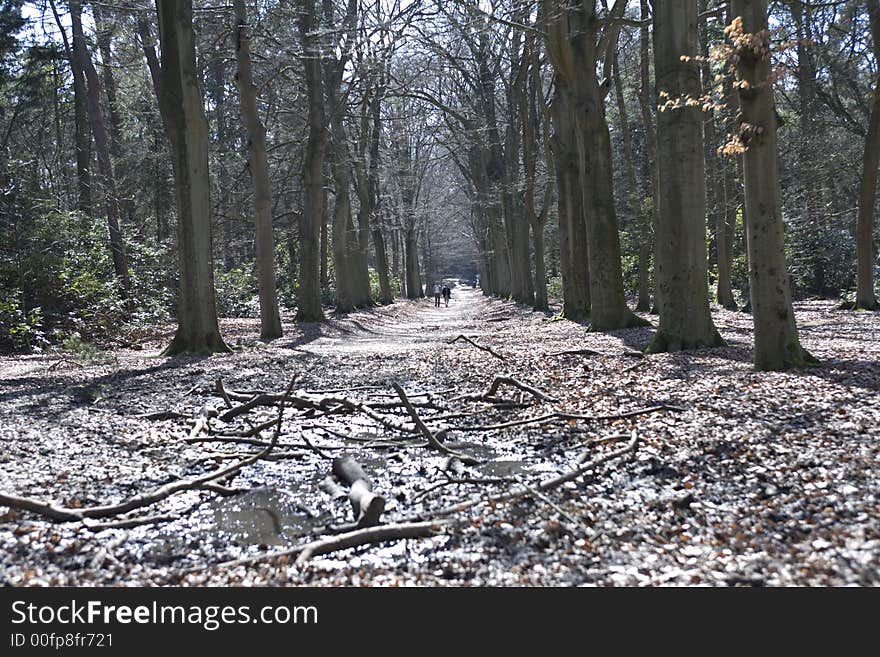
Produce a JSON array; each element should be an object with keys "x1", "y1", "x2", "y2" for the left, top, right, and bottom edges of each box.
[
  {"x1": 276, "y1": 322, "x2": 325, "y2": 350},
  {"x1": 0, "y1": 355, "x2": 214, "y2": 419},
  {"x1": 789, "y1": 357, "x2": 880, "y2": 393}
]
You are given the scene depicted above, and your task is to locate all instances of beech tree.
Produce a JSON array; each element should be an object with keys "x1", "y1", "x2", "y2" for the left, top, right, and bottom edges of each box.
[
  {"x1": 856, "y1": 0, "x2": 880, "y2": 310},
  {"x1": 296, "y1": 0, "x2": 326, "y2": 322},
  {"x1": 544, "y1": 0, "x2": 648, "y2": 330},
  {"x1": 648, "y1": 0, "x2": 724, "y2": 352},
  {"x1": 232, "y1": 0, "x2": 282, "y2": 340},
  {"x1": 729, "y1": 0, "x2": 814, "y2": 370},
  {"x1": 156, "y1": 0, "x2": 228, "y2": 355}
]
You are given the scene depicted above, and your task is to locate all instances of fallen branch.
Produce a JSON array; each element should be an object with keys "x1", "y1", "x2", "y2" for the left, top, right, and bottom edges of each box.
[
  {"x1": 215, "y1": 377, "x2": 234, "y2": 409},
  {"x1": 401, "y1": 431, "x2": 640, "y2": 523},
  {"x1": 195, "y1": 520, "x2": 452, "y2": 573},
  {"x1": 514, "y1": 477, "x2": 580, "y2": 525},
  {"x1": 410, "y1": 476, "x2": 509, "y2": 502},
  {"x1": 621, "y1": 360, "x2": 647, "y2": 374},
  {"x1": 296, "y1": 520, "x2": 451, "y2": 565},
  {"x1": 0, "y1": 378, "x2": 297, "y2": 523},
  {"x1": 449, "y1": 334, "x2": 505, "y2": 360},
  {"x1": 332, "y1": 456, "x2": 386, "y2": 527},
  {"x1": 545, "y1": 348, "x2": 601, "y2": 357},
  {"x1": 455, "y1": 404, "x2": 684, "y2": 433},
  {"x1": 392, "y1": 382, "x2": 479, "y2": 465},
  {"x1": 556, "y1": 404, "x2": 686, "y2": 422},
  {"x1": 136, "y1": 410, "x2": 189, "y2": 421},
  {"x1": 454, "y1": 413, "x2": 558, "y2": 432},
  {"x1": 480, "y1": 376, "x2": 558, "y2": 403}
]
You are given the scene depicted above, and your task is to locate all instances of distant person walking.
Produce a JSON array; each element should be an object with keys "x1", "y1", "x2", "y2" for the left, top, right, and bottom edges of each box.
[
  {"x1": 442, "y1": 285, "x2": 451, "y2": 307},
  {"x1": 433, "y1": 283, "x2": 441, "y2": 307}
]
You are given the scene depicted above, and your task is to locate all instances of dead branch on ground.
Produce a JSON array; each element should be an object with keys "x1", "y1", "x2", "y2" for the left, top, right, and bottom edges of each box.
[
  {"x1": 392, "y1": 382, "x2": 479, "y2": 465},
  {"x1": 449, "y1": 334, "x2": 505, "y2": 360},
  {"x1": 479, "y1": 376, "x2": 558, "y2": 403},
  {"x1": 0, "y1": 378, "x2": 298, "y2": 523}
]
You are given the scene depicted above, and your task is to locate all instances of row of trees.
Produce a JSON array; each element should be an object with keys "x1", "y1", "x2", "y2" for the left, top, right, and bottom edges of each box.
[{"x1": 0, "y1": 0, "x2": 878, "y2": 370}]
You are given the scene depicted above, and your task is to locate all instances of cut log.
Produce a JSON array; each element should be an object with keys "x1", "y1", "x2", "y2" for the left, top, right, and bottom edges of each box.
[
  {"x1": 350, "y1": 480, "x2": 385, "y2": 528},
  {"x1": 331, "y1": 456, "x2": 385, "y2": 527},
  {"x1": 319, "y1": 475, "x2": 347, "y2": 499}
]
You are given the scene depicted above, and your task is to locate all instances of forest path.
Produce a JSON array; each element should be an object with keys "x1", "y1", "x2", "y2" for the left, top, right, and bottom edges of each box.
[{"x1": 302, "y1": 285, "x2": 495, "y2": 357}]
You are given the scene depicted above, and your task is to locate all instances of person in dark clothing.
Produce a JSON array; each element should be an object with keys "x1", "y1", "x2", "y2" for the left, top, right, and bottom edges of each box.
[{"x1": 441, "y1": 285, "x2": 451, "y2": 307}]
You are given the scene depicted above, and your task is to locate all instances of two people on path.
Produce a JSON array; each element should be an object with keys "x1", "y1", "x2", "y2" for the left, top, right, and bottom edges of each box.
[{"x1": 433, "y1": 283, "x2": 452, "y2": 307}]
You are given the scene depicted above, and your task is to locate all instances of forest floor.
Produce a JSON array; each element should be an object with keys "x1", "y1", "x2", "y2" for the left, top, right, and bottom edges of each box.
[{"x1": 1, "y1": 286, "x2": 878, "y2": 586}]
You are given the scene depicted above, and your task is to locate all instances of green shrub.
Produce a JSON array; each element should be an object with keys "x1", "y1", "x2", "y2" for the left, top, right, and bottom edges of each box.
[
  {"x1": 214, "y1": 264, "x2": 260, "y2": 318},
  {"x1": 0, "y1": 297, "x2": 46, "y2": 353},
  {"x1": 369, "y1": 268, "x2": 401, "y2": 302}
]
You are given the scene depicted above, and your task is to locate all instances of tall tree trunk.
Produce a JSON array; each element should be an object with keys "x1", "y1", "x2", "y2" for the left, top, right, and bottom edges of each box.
[
  {"x1": 359, "y1": 80, "x2": 392, "y2": 305},
  {"x1": 611, "y1": 53, "x2": 643, "y2": 314},
  {"x1": 404, "y1": 227, "x2": 422, "y2": 299},
  {"x1": 546, "y1": 0, "x2": 646, "y2": 330},
  {"x1": 156, "y1": 0, "x2": 229, "y2": 354},
  {"x1": 320, "y1": 197, "x2": 328, "y2": 289},
  {"x1": 296, "y1": 0, "x2": 326, "y2": 322},
  {"x1": 648, "y1": 0, "x2": 723, "y2": 352},
  {"x1": 549, "y1": 83, "x2": 590, "y2": 320},
  {"x1": 233, "y1": 0, "x2": 282, "y2": 340},
  {"x1": 71, "y1": 0, "x2": 130, "y2": 296},
  {"x1": 323, "y1": 0, "x2": 370, "y2": 312},
  {"x1": 699, "y1": 1, "x2": 736, "y2": 310},
  {"x1": 505, "y1": 29, "x2": 534, "y2": 306},
  {"x1": 93, "y1": 3, "x2": 134, "y2": 228},
  {"x1": 636, "y1": 0, "x2": 657, "y2": 313},
  {"x1": 730, "y1": 0, "x2": 814, "y2": 370},
  {"x1": 856, "y1": 0, "x2": 880, "y2": 310},
  {"x1": 49, "y1": 0, "x2": 91, "y2": 217},
  {"x1": 520, "y1": 29, "x2": 552, "y2": 312},
  {"x1": 390, "y1": 223, "x2": 400, "y2": 293}
]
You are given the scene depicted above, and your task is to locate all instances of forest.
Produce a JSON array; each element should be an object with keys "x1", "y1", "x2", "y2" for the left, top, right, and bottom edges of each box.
[{"x1": 0, "y1": 0, "x2": 878, "y2": 587}]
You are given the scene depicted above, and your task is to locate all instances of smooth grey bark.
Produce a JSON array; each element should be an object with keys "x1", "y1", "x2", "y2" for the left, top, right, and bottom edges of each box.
[
  {"x1": 648, "y1": 0, "x2": 723, "y2": 352},
  {"x1": 698, "y1": 0, "x2": 736, "y2": 310},
  {"x1": 233, "y1": 0, "x2": 282, "y2": 340},
  {"x1": 856, "y1": 0, "x2": 880, "y2": 310},
  {"x1": 611, "y1": 53, "x2": 643, "y2": 314},
  {"x1": 295, "y1": 0, "x2": 326, "y2": 322},
  {"x1": 519, "y1": 29, "x2": 552, "y2": 312},
  {"x1": 356, "y1": 76, "x2": 392, "y2": 305},
  {"x1": 545, "y1": 0, "x2": 647, "y2": 331},
  {"x1": 636, "y1": 0, "x2": 658, "y2": 313},
  {"x1": 505, "y1": 26, "x2": 534, "y2": 306},
  {"x1": 549, "y1": 82, "x2": 590, "y2": 320},
  {"x1": 156, "y1": 0, "x2": 229, "y2": 355},
  {"x1": 731, "y1": 0, "x2": 814, "y2": 370},
  {"x1": 323, "y1": 0, "x2": 370, "y2": 313}
]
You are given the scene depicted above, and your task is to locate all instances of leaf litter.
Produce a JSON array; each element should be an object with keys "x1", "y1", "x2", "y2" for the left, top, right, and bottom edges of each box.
[{"x1": 0, "y1": 288, "x2": 878, "y2": 586}]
